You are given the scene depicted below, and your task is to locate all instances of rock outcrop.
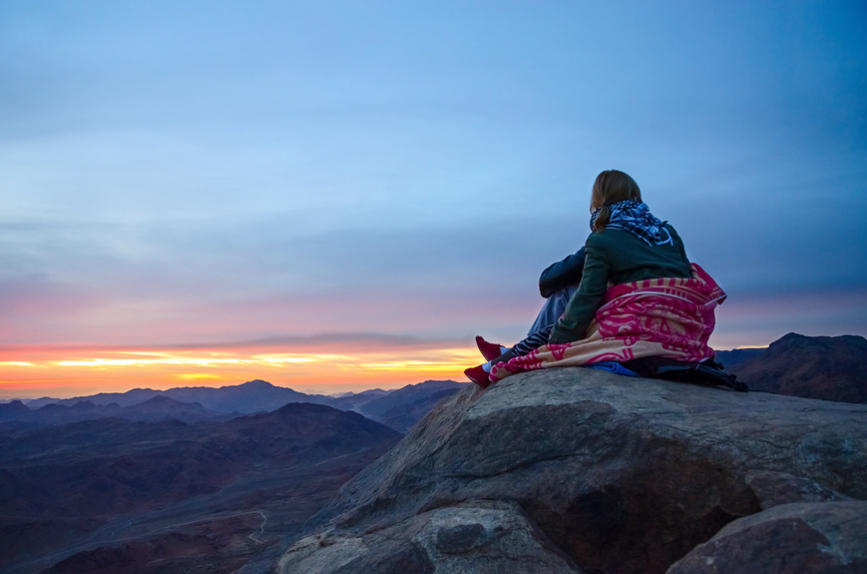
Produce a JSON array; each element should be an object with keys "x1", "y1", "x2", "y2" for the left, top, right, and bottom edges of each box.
[
  {"x1": 667, "y1": 501, "x2": 867, "y2": 573},
  {"x1": 273, "y1": 367, "x2": 867, "y2": 574}
]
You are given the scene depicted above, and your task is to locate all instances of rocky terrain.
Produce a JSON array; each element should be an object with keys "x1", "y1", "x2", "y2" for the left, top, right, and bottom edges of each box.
[
  {"x1": 0, "y1": 403, "x2": 402, "y2": 574},
  {"x1": 273, "y1": 367, "x2": 867, "y2": 574},
  {"x1": 720, "y1": 333, "x2": 867, "y2": 404}
]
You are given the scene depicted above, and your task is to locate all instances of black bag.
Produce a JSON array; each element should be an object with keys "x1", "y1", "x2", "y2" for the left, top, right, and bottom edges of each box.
[{"x1": 623, "y1": 356, "x2": 749, "y2": 392}]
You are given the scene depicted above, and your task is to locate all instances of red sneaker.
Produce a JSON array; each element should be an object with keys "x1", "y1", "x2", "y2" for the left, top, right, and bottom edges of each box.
[
  {"x1": 464, "y1": 364, "x2": 492, "y2": 389},
  {"x1": 475, "y1": 336, "x2": 504, "y2": 362}
]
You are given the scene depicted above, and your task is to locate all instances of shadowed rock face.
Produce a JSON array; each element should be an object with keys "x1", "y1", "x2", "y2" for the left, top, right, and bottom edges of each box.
[
  {"x1": 274, "y1": 368, "x2": 867, "y2": 574},
  {"x1": 726, "y1": 333, "x2": 867, "y2": 404},
  {"x1": 667, "y1": 501, "x2": 867, "y2": 574}
]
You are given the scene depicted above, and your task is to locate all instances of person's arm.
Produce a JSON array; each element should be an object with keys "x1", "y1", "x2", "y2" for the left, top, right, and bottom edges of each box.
[
  {"x1": 548, "y1": 238, "x2": 609, "y2": 344},
  {"x1": 539, "y1": 246, "x2": 586, "y2": 298}
]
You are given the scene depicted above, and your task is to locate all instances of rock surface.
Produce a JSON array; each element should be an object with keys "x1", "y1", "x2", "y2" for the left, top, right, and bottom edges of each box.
[
  {"x1": 277, "y1": 500, "x2": 582, "y2": 574},
  {"x1": 744, "y1": 470, "x2": 854, "y2": 510},
  {"x1": 274, "y1": 367, "x2": 867, "y2": 574},
  {"x1": 666, "y1": 501, "x2": 867, "y2": 574}
]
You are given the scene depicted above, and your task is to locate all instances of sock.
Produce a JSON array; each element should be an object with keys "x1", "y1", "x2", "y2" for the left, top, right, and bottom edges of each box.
[{"x1": 482, "y1": 361, "x2": 492, "y2": 373}]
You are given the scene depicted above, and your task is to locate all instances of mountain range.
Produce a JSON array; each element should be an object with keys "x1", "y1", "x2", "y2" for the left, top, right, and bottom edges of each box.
[
  {"x1": 0, "y1": 379, "x2": 468, "y2": 573},
  {"x1": 0, "y1": 395, "x2": 227, "y2": 427},
  {"x1": 1, "y1": 402, "x2": 402, "y2": 574},
  {"x1": 1, "y1": 379, "x2": 469, "y2": 432}
]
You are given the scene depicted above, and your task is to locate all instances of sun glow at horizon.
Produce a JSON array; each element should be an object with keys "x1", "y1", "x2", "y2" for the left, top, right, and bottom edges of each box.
[
  {"x1": 0, "y1": 344, "x2": 481, "y2": 399},
  {"x1": 0, "y1": 333, "x2": 814, "y2": 400}
]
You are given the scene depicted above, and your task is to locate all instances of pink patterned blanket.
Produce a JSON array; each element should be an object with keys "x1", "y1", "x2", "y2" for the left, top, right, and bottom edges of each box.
[{"x1": 490, "y1": 263, "x2": 726, "y2": 383}]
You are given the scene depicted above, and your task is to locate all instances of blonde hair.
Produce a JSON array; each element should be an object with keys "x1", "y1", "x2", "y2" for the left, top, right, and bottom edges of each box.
[{"x1": 591, "y1": 170, "x2": 642, "y2": 232}]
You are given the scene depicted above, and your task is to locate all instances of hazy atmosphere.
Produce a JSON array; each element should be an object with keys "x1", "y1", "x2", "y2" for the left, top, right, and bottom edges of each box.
[{"x1": 2, "y1": 1, "x2": 866, "y2": 397}]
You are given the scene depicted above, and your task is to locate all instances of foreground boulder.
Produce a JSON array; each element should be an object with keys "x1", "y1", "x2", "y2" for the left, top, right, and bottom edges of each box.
[
  {"x1": 274, "y1": 368, "x2": 867, "y2": 574},
  {"x1": 278, "y1": 500, "x2": 582, "y2": 573},
  {"x1": 667, "y1": 501, "x2": 867, "y2": 573}
]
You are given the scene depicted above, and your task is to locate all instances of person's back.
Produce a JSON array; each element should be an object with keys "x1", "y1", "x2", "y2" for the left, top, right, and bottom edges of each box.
[{"x1": 551, "y1": 222, "x2": 691, "y2": 343}]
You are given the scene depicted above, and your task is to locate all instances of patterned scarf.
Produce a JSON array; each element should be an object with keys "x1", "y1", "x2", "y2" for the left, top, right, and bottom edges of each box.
[{"x1": 590, "y1": 200, "x2": 672, "y2": 245}]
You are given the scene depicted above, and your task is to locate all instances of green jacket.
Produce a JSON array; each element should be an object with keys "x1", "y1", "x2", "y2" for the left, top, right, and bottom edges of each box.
[{"x1": 548, "y1": 224, "x2": 691, "y2": 344}]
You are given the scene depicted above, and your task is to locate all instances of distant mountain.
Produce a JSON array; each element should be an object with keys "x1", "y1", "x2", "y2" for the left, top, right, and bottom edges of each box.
[
  {"x1": 0, "y1": 396, "x2": 226, "y2": 427},
  {"x1": 327, "y1": 388, "x2": 390, "y2": 411},
  {"x1": 0, "y1": 400, "x2": 30, "y2": 421},
  {"x1": 163, "y1": 379, "x2": 335, "y2": 413},
  {"x1": 354, "y1": 380, "x2": 469, "y2": 422},
  {"x1": 124, "y1": 395, "x2": 223, "y2": 423},
  {"x1": 24, "y1": 380, "x2": 335, "y2": 414},
  {"x1": 713, "y1": 347, "x2": 766, "y2": 371},
  {"x1": 373, "y1": 388, "x2": 464, "y2": 433},
  {"x1": 26, "y1": 388, "x2": 164, "y2": 409},
  {"x1": 18, "y1": 379, "x2": 470, "y2": 432},
  {"x1": 726, "y1": 333, "x2": 867, "y2": 403},
  {"x1": 0, "y1": 402, "x2": 401, "y2": 574}
]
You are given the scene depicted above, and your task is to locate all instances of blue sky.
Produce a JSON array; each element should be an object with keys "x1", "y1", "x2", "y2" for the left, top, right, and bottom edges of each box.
[{"x1": 1, "y1": 1, "x2": 866, "y2": 394}]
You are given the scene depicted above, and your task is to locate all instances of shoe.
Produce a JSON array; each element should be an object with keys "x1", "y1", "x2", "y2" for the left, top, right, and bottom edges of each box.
[
  {"x1": 464, "y1": 364, "x2": 492, "y2": 389},
  {"x1": 475, "y1": 336, "x2": 504, "y2": 362}
]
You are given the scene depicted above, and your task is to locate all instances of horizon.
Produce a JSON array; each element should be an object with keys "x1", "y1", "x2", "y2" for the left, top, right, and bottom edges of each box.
[
  {"x1": 2, "y1": 2, "x2": 865, "y2": 399},
  {"x1": 0, "y1": 376, "x2": 424, "y2": 403},
  {"x1": 3, "y1": 334, "x2": 839, "y2": 401}
]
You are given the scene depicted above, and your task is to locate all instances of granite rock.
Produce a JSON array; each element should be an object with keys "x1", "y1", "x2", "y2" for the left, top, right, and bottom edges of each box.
[
  {"x1": 666, "y1": 501, "x2": 867, "y2": 573},
  {"x1": 275, "y1": 368, "x2": 867, "y2": 574}
]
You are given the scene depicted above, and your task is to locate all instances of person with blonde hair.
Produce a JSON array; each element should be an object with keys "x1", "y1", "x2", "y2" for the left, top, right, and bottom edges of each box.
[{"x1": 467, "y1": 169, "x2": 726, "y2": 388}]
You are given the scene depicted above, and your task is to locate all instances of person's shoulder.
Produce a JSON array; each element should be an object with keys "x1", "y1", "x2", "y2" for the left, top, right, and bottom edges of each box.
[
  {"x1": 584, "y1": 229, "x2": 633, "y2": 257},
  {"x1": 584, "y1": 231, "x2": 607, "y2": 249},
  {"x1": 664, "y1": 223, "x2": 685, "y2": 243}
]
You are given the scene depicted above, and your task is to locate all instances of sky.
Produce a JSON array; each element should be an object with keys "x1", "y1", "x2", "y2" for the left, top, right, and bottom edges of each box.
[{"x1": 1, "y1": 1, "x2": 866, "y2": 398}]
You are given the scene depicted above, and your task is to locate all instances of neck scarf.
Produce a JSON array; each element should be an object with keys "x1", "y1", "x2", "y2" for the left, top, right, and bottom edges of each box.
[{"x1": 590, "y1": 200, "x2": 673, "y2": 245}]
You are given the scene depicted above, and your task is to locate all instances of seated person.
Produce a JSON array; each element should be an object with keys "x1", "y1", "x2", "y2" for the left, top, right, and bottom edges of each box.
[{"x1": 467, "y1": 169, "x2": 724, "y2": 388}]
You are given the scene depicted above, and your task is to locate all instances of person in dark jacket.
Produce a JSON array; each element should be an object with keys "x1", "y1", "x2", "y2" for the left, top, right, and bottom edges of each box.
[{"x1": 467, "y1": 169, "x2": 692, "y2": 387}]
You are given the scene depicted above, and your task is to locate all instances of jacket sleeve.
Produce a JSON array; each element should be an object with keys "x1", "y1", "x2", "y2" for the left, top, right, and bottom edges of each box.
[
  {"x1": 549, "y1": 237, "x2": 609, "y2": 344},
  {"x1": 538, "y1": 246, "x2": 586, "y2": 298}
]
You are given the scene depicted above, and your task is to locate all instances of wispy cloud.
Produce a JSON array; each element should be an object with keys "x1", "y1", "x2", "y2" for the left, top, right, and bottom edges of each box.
[{"x1": 1, "y1": 1, "x2": 865, "y2": 397}]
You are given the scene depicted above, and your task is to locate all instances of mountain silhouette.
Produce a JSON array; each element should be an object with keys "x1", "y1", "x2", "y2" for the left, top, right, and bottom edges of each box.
[
  {"x1": 722, "y1": 333, "x2": 867, "y2": 403},
  {"x1": 12, "y1": 379, "x2": 469, "y2": 431}
]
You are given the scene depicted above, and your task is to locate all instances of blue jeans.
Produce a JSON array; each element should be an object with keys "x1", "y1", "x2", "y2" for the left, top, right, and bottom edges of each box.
[
  {"x1": 528, "y1": 285, "x2": 579, "y2": 336},
  {"x1": 503, "y1": 285, "x2": 579, "y2": 358}
]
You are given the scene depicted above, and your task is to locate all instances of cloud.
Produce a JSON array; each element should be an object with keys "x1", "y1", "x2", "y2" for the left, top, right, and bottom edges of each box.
[{"x1": 1, "y1": 0, "x2": 866, "y2": 400}]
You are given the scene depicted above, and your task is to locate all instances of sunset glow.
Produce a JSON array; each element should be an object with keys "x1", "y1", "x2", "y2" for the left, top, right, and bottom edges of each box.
[{"x1": 0, "y1": 343, "x2": 481, "y2": 399}]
